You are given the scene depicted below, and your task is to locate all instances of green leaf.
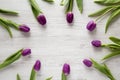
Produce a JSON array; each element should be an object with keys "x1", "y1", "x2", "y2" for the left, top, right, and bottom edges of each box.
[
  {"x1": 102, "y1": 44, "x2": 120, "y2": 51},
  {"x1": 69, "y1": 0, "x2": 74, "y2": 12},
  {"x1": 4, "y1": 49, "x2": 23, "y2": 62},
  {"x1": 102, "y1": 50, "x2": 120, "y2": 60},
  {"x1": 5, "y1": 20, "x2": 19, "y2": 30},
  {"x1": 0, "y1": 20, "x2": 13, "y2": 38},
  {"x1": 43, "y1": 0, "x2": 54, "y2": 2},
  {"x1": 109, "y1": 37, "x2": 120, "y2": 45},
  {"x1": 91, "y1": 59, "x2": 108, "y2": 74},
  {"x1": 94, "y1": 0, "x2": 120, "y2": 5},
  {"x1": 30, "y1": 68, "x2": 37, "y2": 80},
  {"x1": 65, "y1": 0, "x2": 74, "y2": 13},
  {"x1": 17, "y1": 74, "x2": 21, "y2": 80},
  {"x1": 0, "y1": 51, "x2": 21, "y2": 70},
  {"x1": 0, "y1": 17, "x2": 19, "y2": 30},
  {"x1": 76, "y1": 0, "x2": 83, "y2": 13},
  {"x1": 105, "y1": 8, "x2": 120, "y2": 33},
  {"x1": 60, "y1": 0, "x2": 69, "y2": 6},
  {"x1": 0, "y1": 8, "x2": 18, "y2": 15},
  {"x1": 31, "y1": 6, "x2": 39, "y2": 18},
  {"x1": 29, "y1": 0, "x2": 42, "y2": 17},
  {"x1": 89, "y1": 6, "x2": 113, "y2": 17},
  {"x1": 91, "y1": 58, "x2": 115, "y2": 80},
  {"x1": 103, "y1": 64, "x2": 115, "y2": 80},
  {"x1": 88, "y1": 5, "x2": 120, "y2": 33},
  {"x1": 61, "y1": 72, "x2": 67, "y2": 80},
  {"x1": 46, "y1": 76, "x2": 52, "y2": 80}
]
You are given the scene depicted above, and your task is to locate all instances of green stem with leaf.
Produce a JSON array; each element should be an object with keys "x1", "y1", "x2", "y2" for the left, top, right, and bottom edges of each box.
[
  {"x1": 102, "y1": 37, "x2": 120, "y2": 60},
  {"x1": 0, "y1": 49, "x2": 23, "y2": 70},
  {"x1": 91, "y1": 59, "x2": 115, "y2": 80},
  {"x1": 0, "y1": 8, "x2": 18, "y2": 15},
  {"x1": 17, "y1": 74, "x2": 21, "y2": 80}
]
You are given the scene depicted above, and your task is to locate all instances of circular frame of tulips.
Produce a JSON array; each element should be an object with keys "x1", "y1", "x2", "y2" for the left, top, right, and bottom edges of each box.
[{"x1": 0, "y1": 0, "x2": 120, "y2": 80}]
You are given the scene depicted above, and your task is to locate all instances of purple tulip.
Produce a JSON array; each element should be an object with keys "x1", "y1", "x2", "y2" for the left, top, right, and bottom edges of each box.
[
  {"x1": 66, "y1": 12, "x2": 74, "y2": 23},
  {"x1": 34, "y1": 60, "x2": 41, "y2": 71},
  {"x1": 19, "y1": 24, "x2": 30, "y2": 32},
  {"x1": 21, "y1": 48, "x2": 31, "y2": 56},
  {"x1": 62, "y1": 63, "x2": 70, "y2": 76},
  {"x1": 91, "y1": 40, "x2": 101, "y2": 47},
  {"x1": 86, "y1": 20, "x2": 96, "y2": 31},
  {"x1": 83, "y1": 59, "x2": 92, "y2": 67},
  {"x1": 37, "y1": 14, "x2": 46, "y2": 25}
]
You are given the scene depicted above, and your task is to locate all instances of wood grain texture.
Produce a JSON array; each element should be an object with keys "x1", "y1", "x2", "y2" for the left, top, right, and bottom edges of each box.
[{"x1": 0, "y1": 0, "x2": 120, "y2": 80}]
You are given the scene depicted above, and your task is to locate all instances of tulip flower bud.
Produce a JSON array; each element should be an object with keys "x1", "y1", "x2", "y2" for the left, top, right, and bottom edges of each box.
[
  {"x1": 86, "y1": 20, "x2": 96, "y2": 31},
  {"x1": 62, "y1": 63, "x2": 70, "y2": 76},
  {"x1": 83, "y1": 59, "x2": 92, "y2": 67},
  {"x1": 34, "y1": 60, "x2": 41, "y2": 71},
  {"x1": 21, "y1": 49, "x2": 31, "y2": 56},
  {"x1": 91, "y1": 40, "x2": 101, "y2": 47},
  {"x1": 19, "y1": 24, "x2": 30, "y2": 32},
  {"x1": 37, "y1": 14, "x2": 47, "y2": 25},
  {"x1": 66, "y1": 12, "x2": 74, "y2": 23}
]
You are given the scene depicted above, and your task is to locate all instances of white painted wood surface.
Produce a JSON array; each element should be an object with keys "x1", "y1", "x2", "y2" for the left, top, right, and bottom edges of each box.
[{"x1": 0, "y1": 0, "x2": 120, "y2": 80}]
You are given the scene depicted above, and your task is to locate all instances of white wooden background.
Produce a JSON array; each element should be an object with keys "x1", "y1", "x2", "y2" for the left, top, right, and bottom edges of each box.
[{"x1": 0, "y1": 0, "x2": 120, "y2": 80}]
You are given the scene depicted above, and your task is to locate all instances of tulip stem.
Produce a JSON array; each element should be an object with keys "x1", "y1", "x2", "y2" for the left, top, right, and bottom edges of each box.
[
  {"x1": 43, "y1": 0, "x2": 54, "y2": 2},
  {"x1": 65, "y1": 0, "x2": 73, "y2": 13},
  {"x1": 0, "y1": 20, "x2": 13, "y2": 38},
  {"x1": 0, "y1": 50, "x2": 22, "y2": 70},
  {"x1": 29, "y1": 0, "x2": 42, "y2": 17},
  {"x1": 60, "y1": 0, "x2": 65, "y2": 6},
  {"x1": 17, "y1": 74, "x2": 21, "y2": 80},
  {"x1": 95, "y1": 7, "x2": 114, "y2": 23},
  {"x1": 0, "y1": 17, "x2": 19, "y2": 30},
  {"x1": 30, "y1": 68, "x2": 37, "y2": 80},
  {"x1": 60, "y1": 0, "x2": 68, "y2": 6},
  {"x1": 61, "y1": 72, "x2": 67, "y2": 80},
  {"x1": 0, "y1": 8, "x2": 18, "y2": 15},
  {"x1": 69, "y1": 0, "x2": 73, "y2": 12},
  {"x1": 46, "y1": 76, "x2": 52, "y2": 80}
]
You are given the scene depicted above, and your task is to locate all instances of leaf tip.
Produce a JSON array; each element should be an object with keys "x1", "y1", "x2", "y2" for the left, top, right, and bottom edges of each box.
[
  {"x1": 105, "y1": 26, "x2": 108, "y2": 33},
  {"x1": 109, "y1": 36, "x2": 114, "y2": 40},
  {"x1": 101, "y1": 58, "x2": 105, "y2": 61}
]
